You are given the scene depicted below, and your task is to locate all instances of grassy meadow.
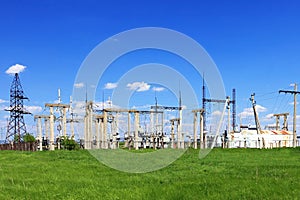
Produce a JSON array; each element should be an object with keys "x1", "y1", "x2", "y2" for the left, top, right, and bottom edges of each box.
[{"x1": 0, "y1": 148, "x2": 299, "y2": 199}]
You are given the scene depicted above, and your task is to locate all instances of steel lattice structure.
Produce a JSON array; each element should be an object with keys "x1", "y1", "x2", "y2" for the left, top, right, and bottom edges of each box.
[{"x1": 5, "y1": 73, "x2": 31, "y2": 142}]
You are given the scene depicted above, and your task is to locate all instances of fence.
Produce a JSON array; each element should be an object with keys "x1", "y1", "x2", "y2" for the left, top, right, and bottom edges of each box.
[{"x1": 0, "y1": 142, "x2": 38, "y2": 151}]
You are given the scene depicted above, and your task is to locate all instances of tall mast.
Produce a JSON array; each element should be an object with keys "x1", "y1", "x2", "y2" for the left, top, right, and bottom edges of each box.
[{"x1": 5, "y1": 73, "x2": 31, "y2": 142}]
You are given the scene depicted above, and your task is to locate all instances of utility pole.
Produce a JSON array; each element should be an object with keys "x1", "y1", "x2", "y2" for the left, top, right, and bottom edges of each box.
[
  {"x1": 250, "y1": 93, "x2": 264, "y2": 148},
  {"x1": 279, "y1": 84, "x2": 300, "y2": 147}
]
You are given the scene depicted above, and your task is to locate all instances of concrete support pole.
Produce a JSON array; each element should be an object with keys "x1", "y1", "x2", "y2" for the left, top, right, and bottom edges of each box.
[
  {"x1": 62, "y1": 107, "x2": 67, "y2": 136},
  {"x1": 49, "y1": 107, "x2": 55, "y2": 151},
  {"x1": 125, "y1": 112, "x2": 130, "y2": 148},
  {"x1": 89, "y1": 104, "x2": 93, "y2": 149},
  {"x1": 110, "y1": 119, "x2": 114, "y2": 149},
  {"x1": 150, "y1": 111, "x2": 154, "y2": 134},
  {"x1": 103, "y1": 110, "x2": 107, "y2": 149},
  {"x1": 95, "y1": 119, "x2": 99, "y2": 149},
  {"x1": 128, "y1": 112, "x2": 131, "y2": 135},
  {"x1": 45, "y1": 119, "x2": 49, "y2": 139},
  {"x1": 283, "y1": 115, "x2": 287, "y2": 130},
  {"x1": 36, "y1": 119, "x2": 39, "y2": 140},
  {"x1": 176, "y1": 121, "x2": 180, "y2": 149},
  {"x1": 156, "y1": 110, "x2": 159, "y2": 134},
  {"x1": 226, "y1": 97, "x2": 230, "y2": 149},
  {"x1": 134, "y1": 112, "x2": 139, "y2": 150},
  {"x1": 100, "y1": 118, "x2": 103, "y2": 148},
  {"x1": 84, "y1": 114, "x2": 88, "y2": 149},
  {"x1": 70, "y1": 119, "x2": 74, "y2": 138},
  {"x1": 115, "y1": 113, "x2": 118, "y2": 149},
  {"x1": 193, "y1": 112, "x2": 197, "y2": 149},
  {"x1": 275, "y1": 116, "x2": 280, "y2": 130},
  {"x1": 171, "y1": 121, "x2": 175, "y2": 149},
  {"x1": 115, "y1": 113, "x2": 118, "y2": 133},
  {"x1": 200, "y1": 114, "x2": 204, "y2": 149},
  {"x1": 178, "y1": 109, "x2": 183, "y2": 149},
  {"x1": 161, "y1": 112, "x2": 164, "y2": 134},
  {"x1": 84, "y1": 104, "x2": 89, "y2": 149},
  {"x1": 100, "y1": 118, "x2": 103, "y2": 149},
  {"x1": 37, "y1": 117, "x2": 43, "y2": 151}
]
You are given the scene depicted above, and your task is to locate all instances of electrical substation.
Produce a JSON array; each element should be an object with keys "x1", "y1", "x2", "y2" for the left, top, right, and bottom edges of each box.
[{"x1": 1, "y1": 72, "x2": 299, "y2": 151}]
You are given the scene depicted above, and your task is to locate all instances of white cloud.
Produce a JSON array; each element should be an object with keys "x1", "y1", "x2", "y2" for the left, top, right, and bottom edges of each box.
[
  {"x1": 256, "y1": 105, "x2": 267, "y2": 112},
  {"x1": 289, "y1": 101, "x2": 299, "y2": 106},
  {"x1": 290, "y1": 83, "x2": 296, "y2": 87},
  {"x1": 74, "y1": 82, "x2": 85, "y2": 89},
  {"x1": 25, "y1": 106, "x2": 43, "y2": 114},
  {"x1": 265, "y1": 113, "x2": 274, "y2": 119},
  {"x1": 181, "y1": 105, "x2": 187, "y2": 110},
  {"x1": 152, "y1": 87, "x2": 165, "y2": 92},
  {"x1": 53, "y1": 100, "x2": 61, "y2": 104},
  {"x1": 238, "y1": 105, "x2": 267, "y2": 119},
  {"x1": 127, "y1": 82, "x2": 150, "y2": 92},
  {"x1": 104, "y1": 82, "x2": 118, "y2": 89},
  {"x1": 5, "y1": 64, "x2": 26, "y2": 74},
  {"x1": 0, "y1": 99, "x2": 7, "y2": 104},
  {"x1": 94, "y1": 100, "x2": 118, "y2": 109},
  {"x1": 212, "y1": 110, "x2": 222, "y2": 116}
]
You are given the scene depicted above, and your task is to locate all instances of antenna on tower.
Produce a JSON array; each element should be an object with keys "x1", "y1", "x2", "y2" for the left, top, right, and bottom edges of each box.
[
  {"x1": 69, "y1": 96, "x2": 73, "y2": 112},
  {"x1": 58, "y1": 88, "x2": 61, "y2": 104},
  {"x1": 155, "y1": 91, "x2": 158, "y2": 107},
  {"x1": 85, "y1": 84, "x2": 88, "y2": 103},
  {"x1": 102, "y1": 90, "x2": 105, "y2": 110},
  {"x1": 179, "y1": 81, "x2": 182, "y2": 109}
]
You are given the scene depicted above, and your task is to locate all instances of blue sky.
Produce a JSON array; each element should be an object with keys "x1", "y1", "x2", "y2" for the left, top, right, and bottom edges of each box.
[{"x1": 1, "y1": 0, "x2": 300, "y2": 138}]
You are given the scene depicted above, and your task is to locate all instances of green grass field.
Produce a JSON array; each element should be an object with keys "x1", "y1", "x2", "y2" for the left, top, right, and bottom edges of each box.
[{"x1": 0, "y1": 148, "x2": 299, "y2": 200}]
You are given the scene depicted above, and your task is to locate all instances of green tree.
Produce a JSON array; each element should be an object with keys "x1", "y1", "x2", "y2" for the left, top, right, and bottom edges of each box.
[{"x1": 23, "y1": 133, "x2": 36, "y2": 142}]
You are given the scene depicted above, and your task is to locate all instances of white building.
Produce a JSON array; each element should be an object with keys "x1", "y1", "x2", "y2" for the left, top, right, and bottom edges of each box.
[{"x1": 229, "y1": 129, "x2": 293, "y2": 148}]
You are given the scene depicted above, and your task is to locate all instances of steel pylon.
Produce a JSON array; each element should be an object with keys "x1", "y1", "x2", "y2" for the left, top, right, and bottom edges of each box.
[{"x1": 5, "y1": 73, "x2": 31, "y2": 142}]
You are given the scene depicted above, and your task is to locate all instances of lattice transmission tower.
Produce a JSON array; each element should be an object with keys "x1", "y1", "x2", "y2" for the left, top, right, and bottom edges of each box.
[{"x1": 5, "y1": 73, "x2": 31, "y2": 142}]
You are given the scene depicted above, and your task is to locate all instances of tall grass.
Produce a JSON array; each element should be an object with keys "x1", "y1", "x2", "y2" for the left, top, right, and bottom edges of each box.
[{"x1": 0, "y1": 148, "x2": 299, "y2": 199}]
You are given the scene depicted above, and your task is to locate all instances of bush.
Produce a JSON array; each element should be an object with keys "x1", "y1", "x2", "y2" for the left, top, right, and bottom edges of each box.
[
  {"x1": 22, "y1": 133, "x2": 36, "y2": 143},
  {"x1": 59, "y1": 136, "x2": 80, "y2": 150}
]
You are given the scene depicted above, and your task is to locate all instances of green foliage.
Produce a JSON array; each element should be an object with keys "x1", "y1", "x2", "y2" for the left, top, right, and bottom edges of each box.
[
  {"x1": 0, "y1": 148, "x2": 299, "y2": 199},
  {"x1": 59, "y1": 136, "x2": 80, "y2": 150},
  {"x1": 13, "y1": 134, "x2": 20, "y2": 142},
  {"x1": 22, "y1": 133, "x2": 36, "y2": 142}
]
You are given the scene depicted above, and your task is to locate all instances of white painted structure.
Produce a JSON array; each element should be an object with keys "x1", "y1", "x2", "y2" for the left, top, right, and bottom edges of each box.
[{"x1": 229, "y1": 129, "x2": 293, "y2": 148}]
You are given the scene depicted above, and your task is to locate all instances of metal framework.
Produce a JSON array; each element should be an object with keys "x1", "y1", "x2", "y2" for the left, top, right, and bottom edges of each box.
[
  {"x1": 273, "y1": 113, "x2": 289, "y2": 130},
  {"x1": 5, "y1": 73, "x2": 31, "y2": 142},
  {"x1": 202, "y1": 80, "x2": 236, "y2": 132}
]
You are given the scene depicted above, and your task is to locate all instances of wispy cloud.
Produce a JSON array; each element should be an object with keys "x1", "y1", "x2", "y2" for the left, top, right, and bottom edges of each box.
[
  {"x1": 104, "y1": 82, "x2": 118, "y2": 89},
  {"x1": 74, "y1": 82, "x2": 85, "y2": 89},
  {"x1": 238, "y1": 104, "x2": 267, "y2": 119},
  {"x1": 152, "y1": 87, "x2": 165, "y2": 92},
  {"x1": 25, "y1": 105, "x2": 43, "y2": 114},
  {"x1": 0, "y1": 99, "x2": 7, "y2": 104},
  {"x1": 5, "y1": 64, "x2": 26, "y2": 75},
  {"x1": 265, "y1": 113, "x2": 274, "y2": 119},
  {"x1": 127, "y1": 81, "x2": 150, "y2": 92},
  {"x1": 289, "y1": 101, "x2": 299, "y2": 106}
]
